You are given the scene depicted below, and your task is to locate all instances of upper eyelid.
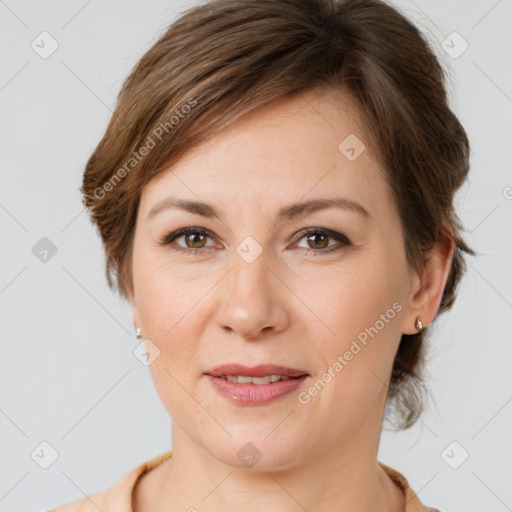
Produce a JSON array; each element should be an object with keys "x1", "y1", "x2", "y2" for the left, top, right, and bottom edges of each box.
[{"x1": 297, "y1": 227, "x2": 350, "y2": 243}]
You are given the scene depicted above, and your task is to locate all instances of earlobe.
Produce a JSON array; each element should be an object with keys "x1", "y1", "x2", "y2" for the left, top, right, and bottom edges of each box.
[
  {"x1": 131, "y1": 307, "x2": 140, "y2": 335},
  {"x1": 402, "y1": 234, "x2": 455, "y2": 335},
  {"x1": 126, "y1": 286, "x2": 139, "y2": 333}
]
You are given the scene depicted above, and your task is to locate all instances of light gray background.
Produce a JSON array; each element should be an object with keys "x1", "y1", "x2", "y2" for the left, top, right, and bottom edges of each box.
[{"x1": 1, "y1": 1, "x2": 511, "y2": 511}]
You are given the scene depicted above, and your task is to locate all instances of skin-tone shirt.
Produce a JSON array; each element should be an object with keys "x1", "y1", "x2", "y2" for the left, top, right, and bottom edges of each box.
[{"x1": 47, "y1": 450, "x2": 441, "y2": 512}]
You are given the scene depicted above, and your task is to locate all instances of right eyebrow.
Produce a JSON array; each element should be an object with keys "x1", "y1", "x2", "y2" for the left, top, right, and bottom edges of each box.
[{"x1": 147, "y1": 198, "x2": 218, "y2": 221}]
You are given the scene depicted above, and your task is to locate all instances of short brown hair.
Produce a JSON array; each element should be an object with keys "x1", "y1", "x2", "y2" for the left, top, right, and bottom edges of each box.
[{"x1": 81, "y1": 0, "x2": 475, "y2": 429}]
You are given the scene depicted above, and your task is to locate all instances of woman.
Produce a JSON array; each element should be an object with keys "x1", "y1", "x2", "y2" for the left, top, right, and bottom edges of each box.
[{"x1": 52, "y1": 0, "x2": 474, "y2": 510}]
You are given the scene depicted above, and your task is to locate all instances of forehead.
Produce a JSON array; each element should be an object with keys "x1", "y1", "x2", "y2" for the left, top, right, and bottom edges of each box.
[{"x1": 139, "y1": 88, "x2": 392, "y2": 219}]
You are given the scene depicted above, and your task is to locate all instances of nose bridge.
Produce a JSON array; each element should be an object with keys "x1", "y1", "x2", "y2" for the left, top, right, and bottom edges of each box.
[{"x1": 217, "y1": 240, "x2": 288, "y2": 339}]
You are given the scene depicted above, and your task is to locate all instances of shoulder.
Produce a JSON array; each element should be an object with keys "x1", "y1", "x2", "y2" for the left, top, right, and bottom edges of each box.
[
  {"x1": 46, "y1": 450, "x2": 174, "y2": 512},
  {"x1": 378, "y1": 460, "x2": 441, "y2": 512},
  {"x1": 47, "y1": 488, "x2": 109, "y2": 512}
]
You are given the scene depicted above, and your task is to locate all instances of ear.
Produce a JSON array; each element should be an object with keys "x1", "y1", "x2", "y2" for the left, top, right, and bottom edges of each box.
[
  {"x1": 126, "y1": 283, "x2": 140, "y2": 333},
  {"x1": 401, "y1": 232, "x2": 455, "y2": 335}
]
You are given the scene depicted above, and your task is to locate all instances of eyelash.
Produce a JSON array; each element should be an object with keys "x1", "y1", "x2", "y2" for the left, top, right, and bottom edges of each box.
[{"x1": 158, "y1": 227, "x2": 351, "y2": 256}]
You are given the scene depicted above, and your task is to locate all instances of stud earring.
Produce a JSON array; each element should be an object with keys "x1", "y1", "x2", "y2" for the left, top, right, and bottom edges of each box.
[
  {"x1": 135, "y1": 327, "x2": 142, "y2": 339},
  {"x1": 415, "y1": 317, "x2": 423, "y2": 332}
]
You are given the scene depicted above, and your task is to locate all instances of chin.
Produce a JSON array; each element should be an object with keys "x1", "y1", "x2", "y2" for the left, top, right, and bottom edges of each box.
[{"x1": 202, "y1": 427, "x2": 306, "y2": 472}]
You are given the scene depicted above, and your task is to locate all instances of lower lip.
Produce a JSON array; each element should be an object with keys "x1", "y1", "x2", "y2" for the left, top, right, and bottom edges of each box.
[{"x1": 206, "y1": 375, "x2": 308, "y2": 406}]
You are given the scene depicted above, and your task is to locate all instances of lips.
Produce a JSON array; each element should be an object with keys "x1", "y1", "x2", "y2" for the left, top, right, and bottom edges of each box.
[
  {"x1": 205, "y1": 364, "x2": 310, "y2": 406},
  {"x1": 206, "y1": 363, "x2": 309, "y2": 379}
]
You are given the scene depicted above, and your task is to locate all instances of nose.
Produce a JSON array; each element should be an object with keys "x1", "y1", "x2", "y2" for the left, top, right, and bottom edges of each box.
[{"x1": 216, "y1": 248, "x2": 290, "y2": 340}]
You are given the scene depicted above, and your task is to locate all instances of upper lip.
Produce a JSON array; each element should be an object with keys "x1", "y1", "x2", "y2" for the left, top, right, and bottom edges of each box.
[{"x1": 206, "y1": 364, "x2": 309, "y2": 378}]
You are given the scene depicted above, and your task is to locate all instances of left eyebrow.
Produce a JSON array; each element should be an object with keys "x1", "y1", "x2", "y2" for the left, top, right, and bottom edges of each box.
[
  {"x1": 274, "y1": 196, "x2": 370, "y2": 222},
  {"x1": 146, "y1": 196, "x2": 370, "y2": 222}
]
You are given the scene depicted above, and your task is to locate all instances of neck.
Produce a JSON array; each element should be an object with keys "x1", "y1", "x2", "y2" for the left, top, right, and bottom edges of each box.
[{"x1": 151, "y1": 400, "x2": 405, "y2": 511}]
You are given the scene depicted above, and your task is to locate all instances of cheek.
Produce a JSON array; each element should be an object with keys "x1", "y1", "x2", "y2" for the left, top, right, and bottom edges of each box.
[
  {"x1": 298, "y1": 254, "x2": 402, "y2": 343},
  {"x1": 134, "y1": 257, "x2": 208, "y2": 381},
  {"x1": 135, "y1": 251, "x2": 202, "y2": 334},
  {"x1": 303, "y1": 313, "x2": 401, "y2": 438},
  {"x1": 297, "y1": 255, "x2": 404, "y2": 414},
  {"x1": 135, "y1": 266, "x2": 206, "y2": 423}
]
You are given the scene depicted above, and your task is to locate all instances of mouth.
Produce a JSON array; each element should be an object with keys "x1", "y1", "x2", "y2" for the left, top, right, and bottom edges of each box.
[
  {"x1": 216, "y1": 375, "x2": 295, "y2": 384},
  {"x1": 205, "y1": 364, "x2": 309, "y2": 406},
  {"x1": 206, "y1": 363, "x2": 309, "y2": 380}
]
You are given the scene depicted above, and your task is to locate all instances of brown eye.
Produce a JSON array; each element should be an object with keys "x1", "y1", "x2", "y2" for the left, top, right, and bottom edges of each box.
[
  {"x1": 295, "y1": 228, "x2": 351, "y2": 256},
  {"x1": 184, "y1": 232, "x2": 208, "y2": 248},
  {"x1": 159, "y1": 227, "x2": 215, "y2": 254},
  {"x1": 305, "y1": 232, "x2": 329, "y2": 250}
]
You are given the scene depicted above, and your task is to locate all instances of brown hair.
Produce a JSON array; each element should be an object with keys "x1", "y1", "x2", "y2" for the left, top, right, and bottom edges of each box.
[{"x1": 81, "y1": 0, "x2": 475, "y2": 429}]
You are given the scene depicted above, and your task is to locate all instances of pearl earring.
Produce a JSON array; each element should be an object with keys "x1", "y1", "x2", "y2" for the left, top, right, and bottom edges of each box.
[
  {"x1": 135, "y1": 327, "x2": 142, "y2": 339},
  {"x1": 415, "y1": 317, "x2": 423, "y2": 332}
]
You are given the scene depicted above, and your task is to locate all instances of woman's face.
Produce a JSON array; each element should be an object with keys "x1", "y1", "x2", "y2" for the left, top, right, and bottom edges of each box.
[{"x1": 129, "y1": 88, "x2": 424, "y2": 470}]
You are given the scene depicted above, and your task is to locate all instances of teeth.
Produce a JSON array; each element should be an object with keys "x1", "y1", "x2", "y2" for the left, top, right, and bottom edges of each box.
[{"x1": 220, "y1": 375, "x2": 292, "y2": 384}]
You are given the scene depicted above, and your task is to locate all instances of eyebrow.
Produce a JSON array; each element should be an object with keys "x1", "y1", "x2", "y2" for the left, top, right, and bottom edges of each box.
[{"x1": 146, "y1": 196, "x2": 370, "y2": 222}]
